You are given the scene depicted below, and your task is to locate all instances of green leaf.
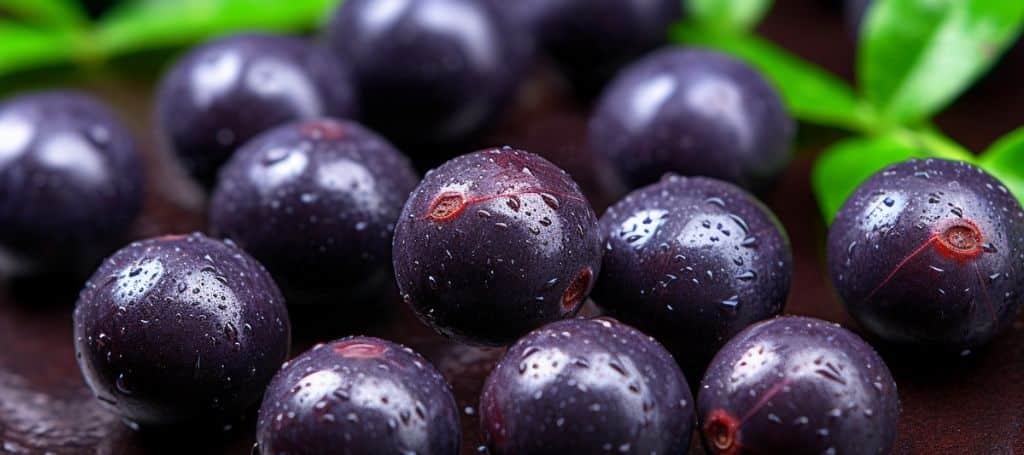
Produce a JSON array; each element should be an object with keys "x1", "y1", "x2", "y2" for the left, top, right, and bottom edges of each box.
[
  {"x1": 0, "y1": 22, "x2": 85, "y2": 76},
  {"x1": 96, "y1": 0, "x2": 340, "y2": 56},
  {"x1": 980, "y1": 127, "x2": 1024, "y2": 203},
  {"x1": 812, "y1": 129, "x2": 976, "y2": 222},
  {"x1": 0, "y1": 0, "x2": 87, "y2": 27},
  {"x1": 859, "y1": 0, "x2": 1024, "y2": 124},
  {"x1": 685, "y1": 0, "x2": 773, "y2": 32},
  {"x1": 672, "y1": 24, "x2": 875, "y2": 131}
]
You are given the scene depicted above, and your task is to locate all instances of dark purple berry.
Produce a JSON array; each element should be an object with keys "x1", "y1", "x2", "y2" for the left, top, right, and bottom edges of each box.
[
  {"x1": 156, "y1": 34, "x2": 359, "y2": 185},
  {"x1": 392, "y1": 147, "x2": 602, "y2": 345},
  {"x1": 827, "y1": 158, "x2": 1024, "y2": 350},
  {"x1": 494, "y1": 0, "x2": 683, "y2": 97},
  {"x1": 845, "y1": 0, "x2": 872, "y2": 34},
  {"x1": 480, "y1": 317, "x2": 694, "y2": 454},
  {"x1": 0, "y1": 91, "x2": 144, "y2": 276},
  {"x1": 593, "y1": 175, "x2": 792, "y2": 374},
  {"x1": 325, "y1": 0, "x2": 526, "y2": 147},
  {"x1": 209, "y1": 118, "x2": 418, "y2": 306},
  {"x1": 589, "y1": 48, "x2": 795, "y2": 191},
  {"x1": 256, "y1": 336, "x2": 460, "y2": 455},
  {"x1": 698, "y1": 316, "x2": 899, "y2": 455},
  {"x1": 73, "y1": 233, "x2": 291, "y2": 427}
]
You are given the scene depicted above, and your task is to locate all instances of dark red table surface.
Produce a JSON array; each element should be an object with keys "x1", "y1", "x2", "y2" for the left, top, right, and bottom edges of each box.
[{"x1": 3, "y1": 1, "x2": 1024, "y2": 454}]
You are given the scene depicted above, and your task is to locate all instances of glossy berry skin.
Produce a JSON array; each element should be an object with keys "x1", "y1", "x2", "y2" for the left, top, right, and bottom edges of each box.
[
  {"x1": 698, "y1": 316, "x2": 899, "y2": 455},
  {"x1": 827, "y1": 159, "x2": 1024, "y2": 350},
  {"x1": 589, "y1": 48, "x2": 795, "y2": 191},
  {"x1": 593, "y1": 175, "x2": 792, "y2": 374},
  {"x1": 495, "y1": 0, "x2": 683, "y2": 97},
  {"x1": 156, "y1": 34, "x2": 358, "y2": 185},
  {"x1": 480, "y1": 317, "x2": 694, "y2": 454},
  {"x1": 73, "y1": 233, "x2": 291, "y2": 427},
  {"x1": 210, "y1": 118, "x2": 418, "y2": 306},
  {"x1": 393, "y1": 147, "x2": 602, "y2": 345},
  {"x1": 326, "y1": 0, "x2": 525, "y2": 147},
  {"x1": 0, "y1": 91, "x2": 144, "y2": 276},
  {"x1": 257, "y1": 337, "x2": 460, "y2": 455}
]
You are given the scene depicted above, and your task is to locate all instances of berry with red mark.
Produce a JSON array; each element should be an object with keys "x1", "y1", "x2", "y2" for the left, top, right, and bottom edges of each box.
[
  {"x1": 480, "y1": 317, "x2": 694, "y2": 454},
  {"x1": 827, "y1": 158, "x2": 1024, "y2": 350},
  {"x1": 698, "y1": 316, "x2": 899, "y2": 455},
  {"x1": 256, "y1": 336, "x2": 460, "y2": 455},
  {"x1": 392, "y1": 147, "x2": 602, "y2": 345}
]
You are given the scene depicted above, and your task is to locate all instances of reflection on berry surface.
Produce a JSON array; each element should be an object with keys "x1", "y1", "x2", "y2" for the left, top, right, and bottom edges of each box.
[
  {"x1": 393, "y1": 147, "x2": 602, "y2": 345},
  {"x1": 481, "y1": 317, "x2": 694, "y2": 454},
  {"x1": 210, "y1": 118, "x2": 418, "y2": 307}
]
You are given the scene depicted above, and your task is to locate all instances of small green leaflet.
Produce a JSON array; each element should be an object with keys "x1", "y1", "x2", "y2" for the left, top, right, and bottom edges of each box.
[
  {"x1": 858, "y1": 0, "x2": 1024, "y2": 124},
  {"x1": 684, "y1": 0, "x2": 773, "y2": 32}
]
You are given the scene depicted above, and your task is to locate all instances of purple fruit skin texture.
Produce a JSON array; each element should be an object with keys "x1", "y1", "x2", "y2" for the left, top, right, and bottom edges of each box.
[
  {"x1": 827, "y1": 158, "x2": 1024, "y2": 350},
  {"x1": 73, "y1": 233, "x2": 291, "y2": 427},
  {"x1": 593, "y1": 175, "x2": 792, "y2": 374},
  {"x1": 494, "y1": 0, "x2": 683, "y2": 97},
  {"x1": 698, "y1": 316, "x2": 899, "y2": 455},
  {"x1": 209, "y1": 118, "x2": 418, "y2": 306},
  {"x1": 480, "y1": 317, "x2": 694, "y2": 455},
  {"x1": 156, "y1": 34, "x2": 359, "y2": 185},
  {"x1": 0, "y1": 91, "x2": 144, "y2": 274},
  {"x1": 256, "y1": 336, "x2": 460, "y2": 455},
  {"x1": 326, "y1": 0, "x2": 526, "y2": 147},
  {"x1": 392, "y1": 147, "x2": 602, "y2": 345},
  {"x1": 589, "y1": 48, "x2": 795, "y2": 191}
]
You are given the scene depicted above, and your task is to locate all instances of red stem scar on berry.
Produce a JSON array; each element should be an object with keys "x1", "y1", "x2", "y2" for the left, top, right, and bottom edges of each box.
[
  {"x1": 300, "y1": 120, "x2": 346, "y2": 140},
  {"x1": 866, "y1": 219, "x2": 987, "y2": 301},
  {"x1": 935, "y1": 219, "x2": 984, "y2": 261},
  {"x1": 561, "y1": 267, "x2": 593, "y2": 313},
  {"x1": 156, "y1": 234, "x2": 188, "y2": 241},
  {"x1": 426, "y1": 192, "x2": 468, "y2": 221},
  {"x1": 334, "y1": 340, "x2": 387, "y2": 358},
  {"x1": 423, "y1": 188, "x2": 584, "y2": 222},
  {"x1": 703, "y1": 409, "x2": 741, "y2": 455}
]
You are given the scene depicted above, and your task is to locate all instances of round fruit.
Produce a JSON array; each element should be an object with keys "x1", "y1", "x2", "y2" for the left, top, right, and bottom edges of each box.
[
  {"x1": 494, "y1": 0, "x2": 683, "y2": 97},
  {"x1": 325, "y1": 0, "x2": 525, "y2": 147},
  {"x1": 392, "y1": 147, "x2": 602, "y2": 345},
  {"x1": 827, "y1": 158, "x2": 1024, "y2": 350},
  {"x1": 156, "y1": 34, "x2": 358, "y2": 185},
  {"x1": 589, "y1": 48, "x2": 795, "y2": 191},
  {"x1": 593, "y1": 175, "x2": 792, "y2": 374},
  {"x1": 698, "y1": 316, "x2": 899, "y2": 455},
  {"x1": 480, "y1": 317, "x2": 694, "y2": 454},
  {"x1": 0, "y1": 91, "x2": 144, "y2": 276},
  {"x1": 256, "y1": 336, "x2": 460, "y2": 455},
  {"x1": 209, "y1": 118, "x2": 418, "y2": 306},
  {"x1": 73, "y1": 233, "x2": 291, "y2": 427}
]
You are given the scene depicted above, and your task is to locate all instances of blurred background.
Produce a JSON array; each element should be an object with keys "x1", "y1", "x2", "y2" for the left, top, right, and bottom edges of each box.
[{"x1": 2, "y1": 0, "x2": 1024, "y2": 453}]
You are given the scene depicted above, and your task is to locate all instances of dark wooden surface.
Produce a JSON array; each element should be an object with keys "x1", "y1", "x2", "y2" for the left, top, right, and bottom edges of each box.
[{"x1": 3, "y1": 1, "x2": 1024, "y2": 454}]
